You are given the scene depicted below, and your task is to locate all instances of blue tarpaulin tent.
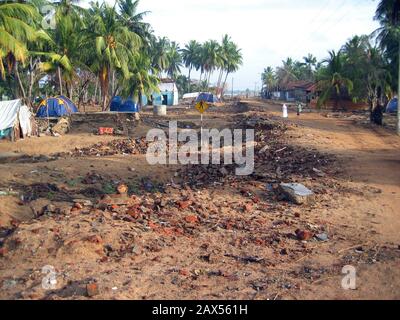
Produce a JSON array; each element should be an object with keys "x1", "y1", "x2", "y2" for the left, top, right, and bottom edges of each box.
[
  {"x1": 196, "y1": 93, "x2": 219, "y2": 103},
  {"x1": 110, "y1": 97, "x2": 139, "y2": 112},
  {"x1": 110, "y1": 96, "x2": 123, "y2": 111},
  {"x1": 386, "y1": 98, "x2": 398, "y2": 113},
  {"x1": 36, "y1": 95, "x2": 78, "y2": 117}
]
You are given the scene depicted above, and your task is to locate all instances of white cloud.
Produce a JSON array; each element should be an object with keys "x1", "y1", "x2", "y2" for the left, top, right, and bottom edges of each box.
[{"x1": 80, "y1": 0, "x2": 380, "y2": 90}]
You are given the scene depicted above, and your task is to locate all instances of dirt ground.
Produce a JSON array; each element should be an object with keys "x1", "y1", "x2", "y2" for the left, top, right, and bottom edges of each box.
[{"x1": 0, "y1": 100, "x2": 399, "y2": 300}]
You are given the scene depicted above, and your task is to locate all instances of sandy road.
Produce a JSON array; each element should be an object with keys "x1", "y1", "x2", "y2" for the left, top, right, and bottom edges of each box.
[{"x1": 247, "y1": 100, "x2": 400, "y2": 243}]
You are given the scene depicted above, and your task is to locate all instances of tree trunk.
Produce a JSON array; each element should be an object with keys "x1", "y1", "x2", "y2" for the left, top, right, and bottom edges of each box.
[
  {"x1": 14, "y1": 62, "x2": 27, "y2": 102},
  {"x1": 187, "y1": 67, "x2": 192, "y2": 93},
  {"x1": 222, "y1": 72, "x2": 230, "y2": 96},
  {"x1": 57, "y1": 66, "x2": 63, "y2": 96},
  {"x1": 207, "y1": 71, "x2": 212, "y2": 90},
  {"x1": 28, "y1": 57, "x2": 36, "y2": 109},
  {"x1": 94, "y1": 78, "x2": 98, "y2": 103},
  {"x1": 216, "y1": 68, "x2": 223, "y2": 94},
  {"x1": 99, "y1": 66, "x2": 109, "y2": 111},
  {"x1": 69, "y1": 82, "x2": 73, "y2": 100},
  {"x1": 111, "y1": 70, "x2": 115, "y2": 97}
]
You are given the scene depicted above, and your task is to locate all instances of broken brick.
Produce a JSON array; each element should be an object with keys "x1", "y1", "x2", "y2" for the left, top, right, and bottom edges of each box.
[
  {"x1": 184, "y1": 215, "x2": 198, "y2": 224},
  {"x1": 0, "y1": 247, "x2": 8, "y2": 257},
  {"x1": 177, "y1": 200, "x2": 192, "y2": 210},
  {"x1": 179, "y1": 269, "x2": 190, "y2": 276},
  {"x1": 295, "y1": 229, "x2": 314, "y2": 241},
  {"x1": 86, "y1": 283, "x2": 99, "y2": 297},
  {"x1": 85, "y1": 235, "x2": 103, "y2": 244}
]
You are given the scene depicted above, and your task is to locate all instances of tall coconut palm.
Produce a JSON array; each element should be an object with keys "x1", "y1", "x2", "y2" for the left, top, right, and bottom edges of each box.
[
  {"x1": 202, "y1": 40, "x2": 221, "y2": 89},
  {"x1": 374, "y1": 0, "x2": 400, "y2": 134},
  {"x1": 215, "y1": 34, "x2": 231, "y2": 92},
  {"x1": 118, "y1": 0, "x2": 152, "y2": 46},
  {"x1": 121, "y1": 53, "x2": 159, "y2": 107},
  {"x1": 0, "y1": 1, "x2": 50, "y2": 100},
  {"x1": 261, "y1": 66, "x2": 276, "y2": 97},
  {"x1": 166, "y1": 41, "x2": 182, "y2": 80},
  {"x1": 151, "y1": 36, "x2": 170, "y2": 77},
  {"x1": 181, "y1": 40, "x2": 200, "y2": 92},
  {"x1": 221, "y1": 43, "x2": 242, "y2": 94},
  {"x1": 303, "y1": 53, "x2": 317, "y2": 81},
  {"x1": 276, "y1": 57, "x2": 298, "y2": 88},
  {"x1": 317, "y1": 50, "x2": 354, "y2": 109},
  {"x1": 87, "y1": 2, "x2": 141, "y2": 110}
]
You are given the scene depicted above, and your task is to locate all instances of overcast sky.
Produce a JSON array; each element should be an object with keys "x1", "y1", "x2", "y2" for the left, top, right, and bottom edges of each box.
[{"x1": 81, "y1": 0, "x2": 380, "y2": 90}]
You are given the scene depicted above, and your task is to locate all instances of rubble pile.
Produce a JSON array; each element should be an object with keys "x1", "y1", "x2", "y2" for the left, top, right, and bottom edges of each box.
[
  {"x1": 177, "y1": 115, "x2": 337, "y2": 188},
  {"x1": 55, "y1": 137, "x2": 150, "y2": 157}
]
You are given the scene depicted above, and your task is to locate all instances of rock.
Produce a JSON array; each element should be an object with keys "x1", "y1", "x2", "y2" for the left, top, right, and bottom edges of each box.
[
  {"x1": 315, "y1": 233, "x2": 328, "y2": 241},
  {"x1": 278, "y1": 183, "x2": 314, "y2": 205},
  {"x1": 86, "y1": 283, "x2": 99, "y2": 297},
  {"x1": 74, "y1": 202, "x2": 83, "y2": 210},
  {"x1": 73, "y1": 199, "x2": 93, "y2": 207},
  {"x1": 312, "y1": 168, "x2": 326, "y2": 177},
  {"x1": 295, "y1": 229, "x2": 314, "y2": 241},
  {"x1": 43, "y1": 204, "x2": 57, "y2": 213},
  {"x1": 52, "y1": 118, "x2": 70, "y2": 135}
]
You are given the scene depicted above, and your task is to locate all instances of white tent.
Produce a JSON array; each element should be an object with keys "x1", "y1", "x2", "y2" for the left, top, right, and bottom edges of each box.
[
  {"x1": 0, "y1": 99, "x2": 37, "y2": 141},
  {"x1": 182, "y1": 92, "x2": 200, "y2": 100}
]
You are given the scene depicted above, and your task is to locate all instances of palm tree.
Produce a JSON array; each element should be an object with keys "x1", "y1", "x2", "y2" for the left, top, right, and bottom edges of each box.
[
  {"x1": 181, "y1": 40, "x2": 200, "y2": 93},
  {"x1": 276, "y1": 58, "x2": 298, "y2": 88},
  {"x1": 374, "y1": 0, "x2": 400, "y2": 134},
  {"x1": 261, "y1": 66, "x2": 276, "y2": 98},
  {"x1": 166, "y1": 41, "x2": 182, "y2": 80},
  {"x1": 121, "y1": 53, "x2": 159, "y2": 108},
  {"x1": 87, "y1": 2, "x2": 141, "y2": 110},
  {"x1": 221, "y1": 43, "x2": 242, "y2": 94},
  {"x1": 118, "y1": 0, "x2": 152, "y2": 46},
  {"x1": 215, "y1": 34, "x2": 231, "y2": 92},
  {"x1": 0, "y1": 1, "x2": 45, "y2": 100},
  {"x1": 303, "y1": 53, "x2": 317, "y2": 80},
  {"x1": 39, "y1": 1, "x2": 86, "y2": 97},
  {"x1": 151, "y1": 37, "x2": 170, "y2": 77},
  {"x1": 317, "y1": 50, "x2": 354, "y2": 109},
  {"x1": 202, "y1": 40, "x2": 221, "y2": 89}
]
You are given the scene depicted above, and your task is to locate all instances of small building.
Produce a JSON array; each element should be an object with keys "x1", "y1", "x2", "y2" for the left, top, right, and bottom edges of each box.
[
  {"x1": 142, "y1": 79, "x2": 179, "y2": 106},
  {"x1": 281, "y1": 81, "x2": 316, "y2": 103},
  {"x1": 264, "y1": 81, "x2": 316, "y2": 103}
]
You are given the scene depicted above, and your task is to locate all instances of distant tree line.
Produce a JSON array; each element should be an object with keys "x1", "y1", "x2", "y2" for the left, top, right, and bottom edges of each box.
[
  {"x1": 0, "y1": 0, "x2": 243, "y2": 110},
  {"x1": 261, "y1": 0, "x2": 400, "y2": 128}
]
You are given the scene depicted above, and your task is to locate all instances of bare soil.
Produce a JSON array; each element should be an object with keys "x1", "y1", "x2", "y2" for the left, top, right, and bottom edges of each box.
[{"x1": 0, "y1": 100, "x2": 399, "y2": 300}]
